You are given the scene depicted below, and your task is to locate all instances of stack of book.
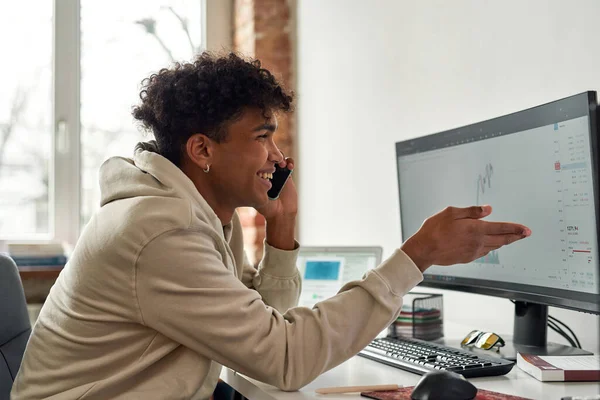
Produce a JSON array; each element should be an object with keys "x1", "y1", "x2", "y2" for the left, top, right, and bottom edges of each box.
[
  {"x1": 517, "y1": 353, "x2": 600, "y2": 382},
  {"x1": 392, "y1": 305, "x2": 443, "y2": 341},
  {"x1": 7, "y1": 242, "x2": 67, "y2": 268}
]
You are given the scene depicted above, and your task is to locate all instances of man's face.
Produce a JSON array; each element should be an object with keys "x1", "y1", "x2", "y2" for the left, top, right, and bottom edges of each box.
[{"x1": 208, "y1": 107, "x2": 283, "y2": 209}]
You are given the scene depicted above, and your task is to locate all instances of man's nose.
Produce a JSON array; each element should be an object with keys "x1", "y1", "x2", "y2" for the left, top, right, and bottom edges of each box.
[{"x1": 269, "y1": 143, "x2": 284, "y2": 163}]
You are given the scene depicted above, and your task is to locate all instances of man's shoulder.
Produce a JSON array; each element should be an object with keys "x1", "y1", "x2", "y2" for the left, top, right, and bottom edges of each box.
[{"x1": 94, "y1": 196, "x2": 193, "y2": 240}]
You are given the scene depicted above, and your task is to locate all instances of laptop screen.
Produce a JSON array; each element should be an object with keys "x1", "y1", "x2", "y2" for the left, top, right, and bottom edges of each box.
[{"x1": 296, "y1": 247, "x2": 382, "y2": 307}]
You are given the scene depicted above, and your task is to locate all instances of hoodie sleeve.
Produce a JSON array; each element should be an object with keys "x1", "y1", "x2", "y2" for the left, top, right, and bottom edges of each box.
[
  {"x1": 135, "y1": 229, "x2": 423, "y2": 391},
  {"x1": 240, "y1": 240, "x2": 301, "y2": 314}
]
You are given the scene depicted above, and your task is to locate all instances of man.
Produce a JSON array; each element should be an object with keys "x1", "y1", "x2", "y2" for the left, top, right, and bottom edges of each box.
[{"x1": 12, "y1": 53, "x2": 530, "y2": 399}]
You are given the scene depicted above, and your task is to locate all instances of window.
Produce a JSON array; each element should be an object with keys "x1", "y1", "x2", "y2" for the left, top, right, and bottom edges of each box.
[
  {"x1": 0, "y1": 1, "x2": 53, "y2": 238},
  {"x1": 0, "y1": 0, "x2": 205, "y2": 244}
]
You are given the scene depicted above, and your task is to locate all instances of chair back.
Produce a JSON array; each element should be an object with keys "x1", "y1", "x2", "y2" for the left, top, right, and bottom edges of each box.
[{"x1": 0, "y1": 254, "x2": 31, "y2": 397}]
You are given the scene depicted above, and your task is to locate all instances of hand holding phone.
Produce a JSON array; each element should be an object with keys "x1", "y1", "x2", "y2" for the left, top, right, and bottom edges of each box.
[{"x1": 267, "y1": 164, "x2": 293, "y2": 200}]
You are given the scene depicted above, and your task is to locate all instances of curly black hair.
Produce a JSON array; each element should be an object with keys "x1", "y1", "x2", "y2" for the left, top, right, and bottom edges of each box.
[{"x1": 132, "y1": 52, "x2": 294, "y2": 166}]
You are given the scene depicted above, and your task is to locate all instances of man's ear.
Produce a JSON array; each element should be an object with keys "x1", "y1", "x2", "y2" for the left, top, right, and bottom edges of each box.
[{"x1": 185, "y1": 134, "x2": 213, "y2": 170}]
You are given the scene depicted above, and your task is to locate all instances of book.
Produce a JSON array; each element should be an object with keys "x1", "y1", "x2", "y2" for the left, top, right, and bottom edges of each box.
[
  {"x1": 391, "y1": 305, "x2": 443, "y2": 340},
  {"x1": 11, "y1": 255, "x2": 67, "y2": 267},
  {"x1": 516, "y1": 353, "x2": 600, "y2": 382},
  {"x1": 393, "y1": 326, "x2": 443, "y2": 341},
  {"x1": 7, "y1": 242, "x2": 66, "y2": 257},
  {"x1": 397, "y1": 312, "x2": 441, "y2": 322},
  {"x1": 361, "y1": 387, "x2": 532, "y2": 400}
]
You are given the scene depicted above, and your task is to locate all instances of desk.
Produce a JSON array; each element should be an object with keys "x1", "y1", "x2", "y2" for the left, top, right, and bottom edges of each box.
[
  {"x1": 221, "y1": 355, "x2": 599, "y2": 400},
  {"x1": 221, "y1": 319, "x2": 599, "y2": 400}
]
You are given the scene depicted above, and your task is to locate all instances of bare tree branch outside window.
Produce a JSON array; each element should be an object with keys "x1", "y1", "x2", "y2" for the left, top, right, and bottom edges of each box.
[{"x1": 0, "y1": 2, "x2": 201, "y2": 237}]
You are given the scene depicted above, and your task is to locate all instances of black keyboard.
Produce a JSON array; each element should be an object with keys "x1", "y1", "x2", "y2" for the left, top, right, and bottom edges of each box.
[{"x1": 359, "y1": 337, "x2": 515, "y2": 378}]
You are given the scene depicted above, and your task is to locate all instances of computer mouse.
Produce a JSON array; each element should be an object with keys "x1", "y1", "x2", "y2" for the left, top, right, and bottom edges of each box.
[{"x1": 411, "y1": 370, "x2": 477, "y2": 400}]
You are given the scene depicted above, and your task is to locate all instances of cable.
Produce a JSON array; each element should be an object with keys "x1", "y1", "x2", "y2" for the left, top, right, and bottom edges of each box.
[
  {"x1": 548, "y1": 320, "x2": 577, "y2": 348},
  {"x1": 548, "y1": 321, "x2": 576, "y2": 347},
  {"x1": 548, "y1": 315, "x2": 582, "y2": 349}
]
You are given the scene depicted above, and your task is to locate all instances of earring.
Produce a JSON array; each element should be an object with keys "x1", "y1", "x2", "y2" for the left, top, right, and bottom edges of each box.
[{"x1": 203, "y1": 164, "x2": 210, "y2": 173}]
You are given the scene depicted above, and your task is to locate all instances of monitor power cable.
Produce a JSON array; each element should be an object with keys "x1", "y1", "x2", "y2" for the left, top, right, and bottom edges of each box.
[{"x1": 548, "y1": 314, "x2": 582, "y2": 349}]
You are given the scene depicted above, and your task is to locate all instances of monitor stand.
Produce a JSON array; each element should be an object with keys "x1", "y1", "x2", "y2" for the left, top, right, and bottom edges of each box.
[
  {"x1": 508, "y1": 301, "x2": 592, "y2": 359},
  {"x1": 443, "y1": 301, "x2": 592, "y2": 361}
]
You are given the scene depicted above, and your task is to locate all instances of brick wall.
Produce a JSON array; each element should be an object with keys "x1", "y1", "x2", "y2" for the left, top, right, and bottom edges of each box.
[{"x1": 234, "y1": 0, "x2": 295, "y2": 265}]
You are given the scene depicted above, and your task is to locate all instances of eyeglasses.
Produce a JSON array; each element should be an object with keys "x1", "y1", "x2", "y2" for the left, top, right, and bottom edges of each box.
[{"x1": 461, "y1": 330, "x2": 505, "y2": 350}]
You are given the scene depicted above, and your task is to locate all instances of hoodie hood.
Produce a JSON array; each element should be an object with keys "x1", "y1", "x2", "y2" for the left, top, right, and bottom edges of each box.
[{"x1": 98, "y1": 141, "x2": 223, "y2": 233}]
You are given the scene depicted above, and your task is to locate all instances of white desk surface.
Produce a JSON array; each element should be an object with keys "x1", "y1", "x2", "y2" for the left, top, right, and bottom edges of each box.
[
  {"x1": 220, "y1": 321, "x2": 600, "y2": 400},
  {"x1": 221, "y1": 355, "x2": 600, "y2": 400}
]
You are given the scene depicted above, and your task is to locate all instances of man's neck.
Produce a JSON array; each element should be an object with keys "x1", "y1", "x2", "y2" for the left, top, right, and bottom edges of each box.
[
  {"x1": 196, "y1": 185, "x2": 234, "y2": 225},
  {"x1": 180, "y1": 163, "x2": 234, "y2": 226}
]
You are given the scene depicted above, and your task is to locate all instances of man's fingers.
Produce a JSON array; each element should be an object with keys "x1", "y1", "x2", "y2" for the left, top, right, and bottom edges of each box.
[
  {"x1": 483, "y1": 234, "x2": 527, "y2": 248},
  {"x1": 277, "y1": 148, "x2": 294, "y2": 169},
  {"x1": 482, "y1": 221, "x2": 531, "y2": 236},
  {"x1": 284, "y1": 156, "x2": 295, "y2": 170},
  {"x1": 450, "y1": 205, "x2": 492, "y2": 220}
]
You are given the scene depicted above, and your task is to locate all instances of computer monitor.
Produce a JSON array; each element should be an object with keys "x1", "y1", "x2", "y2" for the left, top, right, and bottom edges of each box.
[
  {"x1": 395, "y1": 91, "x2": 599, "y2": 356},
  {"x1": 297, "y1": 246, "x2": 382, "y2": 308}
]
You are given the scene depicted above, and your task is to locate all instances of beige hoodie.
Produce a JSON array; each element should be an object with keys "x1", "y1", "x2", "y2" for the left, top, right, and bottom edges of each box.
[{"x1": 12, "y1": 142, "x2": 423, "y2": 400}]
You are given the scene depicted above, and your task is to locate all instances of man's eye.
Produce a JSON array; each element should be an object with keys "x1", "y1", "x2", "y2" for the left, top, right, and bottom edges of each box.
[{"x1": 257, "y1": 134, "x2": 268, "y2": 140}]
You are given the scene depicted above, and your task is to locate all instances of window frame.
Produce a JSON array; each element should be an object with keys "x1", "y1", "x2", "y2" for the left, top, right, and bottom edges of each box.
[
  {"x1": 3, "y1": 0, "x2": 207, "y2": 245},
  {"x1": 53, "y1": 0, "x2": 81, "y2": 246}
]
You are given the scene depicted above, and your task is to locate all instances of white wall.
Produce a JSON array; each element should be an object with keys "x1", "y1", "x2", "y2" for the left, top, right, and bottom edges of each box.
[{"x1": 297, "y1": 0, "x2": 600, "y2": 353}]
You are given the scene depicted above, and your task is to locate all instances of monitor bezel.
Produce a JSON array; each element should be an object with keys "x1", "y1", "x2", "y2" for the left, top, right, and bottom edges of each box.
[{"x1": 396, "y1": 91, "x2": 600, "y2": 315}]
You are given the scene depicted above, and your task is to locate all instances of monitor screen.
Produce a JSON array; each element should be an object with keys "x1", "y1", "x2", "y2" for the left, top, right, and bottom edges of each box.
[
  {"x1": 396, "y1": 92, "x2": 599, "y2": 314},
  {"x1": 296, "y1": 247, "x2": 381, "y2": 308}
]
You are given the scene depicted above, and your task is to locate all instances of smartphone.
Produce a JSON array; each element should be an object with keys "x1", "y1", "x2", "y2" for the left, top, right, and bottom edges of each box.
[{"x1": 267, "y1": 164, "x2": 293, "y2": 200}]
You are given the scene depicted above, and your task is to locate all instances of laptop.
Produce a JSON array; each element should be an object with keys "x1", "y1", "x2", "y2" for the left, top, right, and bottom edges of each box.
[{"x1": 296, "y1": 246, "x2": 383, "y2": 308}]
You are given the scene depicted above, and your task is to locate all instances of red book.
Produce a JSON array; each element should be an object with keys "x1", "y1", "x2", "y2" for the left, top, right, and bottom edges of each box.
[{"x1": 517, "y1": 353, "x2": 600, "y2": 382}]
